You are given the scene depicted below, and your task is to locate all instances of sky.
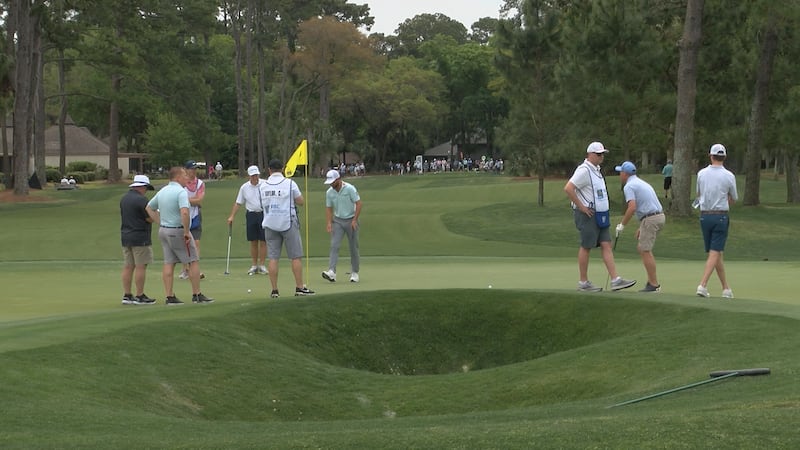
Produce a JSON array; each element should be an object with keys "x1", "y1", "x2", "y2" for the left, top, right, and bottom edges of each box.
[{"x1": 363, "y1": 0, "x2": 504, "y2": 36}]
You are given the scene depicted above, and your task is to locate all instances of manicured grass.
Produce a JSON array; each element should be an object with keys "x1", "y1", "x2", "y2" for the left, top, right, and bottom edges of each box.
[{"x1": 1, "y1": 172, "x2": 799, "y2": 448}]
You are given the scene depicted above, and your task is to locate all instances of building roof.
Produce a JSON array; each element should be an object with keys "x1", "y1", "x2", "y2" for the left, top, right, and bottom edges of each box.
[
  {"x1": 44, "y1": 119, "x2": 109, "y2": 156},
  {"x1": 2, "y1": 116, "x2": 113, "y2": 157},
  {"x1": 424, "y1": 142, "x2": 457, "y2": 157}
]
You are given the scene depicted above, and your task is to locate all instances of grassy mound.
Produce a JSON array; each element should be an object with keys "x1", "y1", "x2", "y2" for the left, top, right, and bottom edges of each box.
[
  {"x1": 257, "y1": 290, "x2": 682, "y2": 375},
  {"x1": 3, "y1": 291, "x2": 793, "y2": 429}
]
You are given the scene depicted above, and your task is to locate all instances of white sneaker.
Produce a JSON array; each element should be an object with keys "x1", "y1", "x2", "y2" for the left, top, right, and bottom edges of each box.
[
  {"x1": 258, "y1": 265, "x2": 268, "y2": 275},
  {"x1": 577, "y1": 281, "x2": 602, "y2": 292},
  {"x1": 696, "y1": 285, "x2": 710, "y2": 298},
  {"x1": 322, "y1": 269, "x2": 336, "y2": 282},
  {"x1": 178, "y1": 270, "x2": 189, "y2": 280},
  {"x1": 722, "y1": 288, "x2": 734, "y2": 299},
  {"x1": 350, "y1": 272, "x2": 359, "y2": 283},
  {"x1": 247, "y1": 266, "x2": 258, "y2": 276},
  {"x1": 610, "y1": 277, "x2": 636, "y2": 291}
]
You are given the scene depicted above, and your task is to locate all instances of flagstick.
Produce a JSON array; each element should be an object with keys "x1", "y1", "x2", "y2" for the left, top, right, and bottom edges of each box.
[{"x1": 304, "y1": 161, "x2": 309, "y2": 287}]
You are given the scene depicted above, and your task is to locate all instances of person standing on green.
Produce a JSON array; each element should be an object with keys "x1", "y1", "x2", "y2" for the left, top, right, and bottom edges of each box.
[
  {"x1": 321, "y1": 169, "x2": 362, "y2": 283},
  {"x1": 695, "y1": 144, "x2": 737, "y2": 299},
  {"x1": 661, "y1": 160, "x2": 674, "y2": 199}
]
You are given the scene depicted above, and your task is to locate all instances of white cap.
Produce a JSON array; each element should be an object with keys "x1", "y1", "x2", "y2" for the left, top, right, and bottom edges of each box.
[
  {"x1": 710, "y1": 143, "x2": 727, "y2": 156},
  {"x1": 129, "y1": 174, "x2": 154, "y2": 190},
  {"x1": 324, "y1": 169, "x2": 341, "y2": 185},
  {"x1": 586, "y1": 141, "x2": 609, "y2": 153},
  {"x1": 247, "y1": 165, "x2": 260, "y2": 176}
]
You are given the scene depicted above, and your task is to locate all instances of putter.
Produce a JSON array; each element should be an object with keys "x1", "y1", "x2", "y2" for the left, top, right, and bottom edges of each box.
[
  {"x1": 605, "y1": 232, "x2": 621, "y2": 291},
  {"x1": 224, "y1": 222, "x2": 232, "y2": 275}
]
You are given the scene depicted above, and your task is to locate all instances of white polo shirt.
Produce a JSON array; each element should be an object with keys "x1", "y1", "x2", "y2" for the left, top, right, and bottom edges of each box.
[{"x1": 235, "y1": 179, "x2": 265, "y2": 212}]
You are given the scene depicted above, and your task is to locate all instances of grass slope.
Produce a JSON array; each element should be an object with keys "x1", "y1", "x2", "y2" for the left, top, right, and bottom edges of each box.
[{"x1": 1, "y1": 291, "x2": 798, "y2": 448}]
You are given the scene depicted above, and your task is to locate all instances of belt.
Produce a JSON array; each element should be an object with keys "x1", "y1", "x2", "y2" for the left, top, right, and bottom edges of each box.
[
  {"x1": 701, "y1": 210, "x2": 728, "y2": 215},
  {"x1": 641, "y1": 211, "x2": 663, "y2": 219},
  {"x1": 246, "y1": 210, "x2": 263, "y2": 213},
  {"x1": 161, "y1": 225, "x2": 183, "y2": 228}
]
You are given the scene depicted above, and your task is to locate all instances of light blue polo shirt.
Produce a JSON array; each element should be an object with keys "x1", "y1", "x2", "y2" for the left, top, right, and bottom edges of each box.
[
  {"x1": 326, "y1": 182, "x2": 360, "y2": 219},
  {"x1": 147, "y1": 181, "x2": 190, "y2": 227},
  {"x1": 622, "y1": 175, "x2": 663, "y2": 220}
]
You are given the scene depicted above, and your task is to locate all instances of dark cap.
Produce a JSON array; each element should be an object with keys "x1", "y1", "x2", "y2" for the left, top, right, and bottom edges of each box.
[
  {"x1": 184, "y1": 160, "x2": 198, "y2": 169},
  {"x1": 268, "y1": 159, "x2": 283, "y2": 170}
]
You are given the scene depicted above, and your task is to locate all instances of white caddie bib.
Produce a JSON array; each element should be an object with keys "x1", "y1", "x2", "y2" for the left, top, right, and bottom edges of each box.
[{"x1": 260, "y1": 178, "x2": 293, "y2": 232}]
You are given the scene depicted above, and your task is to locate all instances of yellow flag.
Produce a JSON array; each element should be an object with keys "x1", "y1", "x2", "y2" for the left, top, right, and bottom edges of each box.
[{"x1": 284, "y1": 140, "x2": 308, "y2": 177}]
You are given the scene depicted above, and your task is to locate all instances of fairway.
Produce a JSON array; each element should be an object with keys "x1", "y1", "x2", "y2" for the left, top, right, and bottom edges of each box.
[{"x1": 2, "y1": 173, "x2": 799, "y2": 448}]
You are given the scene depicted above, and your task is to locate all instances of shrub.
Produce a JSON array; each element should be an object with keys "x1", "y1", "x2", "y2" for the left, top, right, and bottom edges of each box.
[
  {"x1": 66, "y1": 172, "x2": 86, "y2": 184},
  {"x1": 66, "y1": 161, "x2": 98, "y2": 172},
  {"x1": 95, "y1": 166, "x2": 109, "y2": 180},
  {"x1": 46, "y1": 167, "x2": 62, "y2": 182}
]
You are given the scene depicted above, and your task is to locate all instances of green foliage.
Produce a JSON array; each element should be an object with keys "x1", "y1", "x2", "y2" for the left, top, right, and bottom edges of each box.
[
  {"x1": 45, "y1": 167, "x2": 62, "y2": 182},
  {"x1": 66, "y1": 161, "x2": 98, "y2": 172},
  {"x1": 332, "y1": 57, "x2": 446, "y2": 165},
  {"x1": 66, "y1": 172, "x2": 87, "y2": 183},
  {"x1": 396, "y1": 13, "x2": 469, "y2": 57},
  {"x1": 143, "y1": 112, "x2": 195, "y2": 168}
]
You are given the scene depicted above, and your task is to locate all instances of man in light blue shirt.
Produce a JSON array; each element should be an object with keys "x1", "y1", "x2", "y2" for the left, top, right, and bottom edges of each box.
[
  {"x1": 321, "y1": 169, "x2": 362, "y2": 283},
  {"x1": 614, "y1": 161, "x2": 665, "y2": 292},
  {"x1": 146, "y1": 166, "x2": 214, "y2": 305}
]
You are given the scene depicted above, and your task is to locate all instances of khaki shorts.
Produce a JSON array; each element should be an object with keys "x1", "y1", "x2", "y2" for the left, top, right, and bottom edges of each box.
[
  {"x1": 123, "y1": 246, "x2": 154, "y2": 266},
  {"x1": 638, "y1": 213, "x2": 665, "y2": 251}
]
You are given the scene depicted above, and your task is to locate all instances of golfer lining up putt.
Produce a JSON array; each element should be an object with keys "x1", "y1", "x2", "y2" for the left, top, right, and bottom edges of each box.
[
  {"x1": 613, "y1": 161, "x2": 665, "y2": 293},
  {"x1": 564, "y1": 142, "x2": 636, "y2": 292}
]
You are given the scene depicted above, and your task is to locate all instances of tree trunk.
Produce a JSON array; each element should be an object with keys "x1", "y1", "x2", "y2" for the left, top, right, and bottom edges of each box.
[
  {"x1": 743, "y1": 14, "x2": 779, "y2": 206},
  {"x1": 59, "y1": 49, "x2": 68, "y2": 175},
  {"x1": 670, "y1": 0, "x2": 704, "y2": 216},
  {"x1": 106, "y1": 21, "x2": 124, "y2": 183},
  {"x1": 108, "y1": 73, "x2": 121, "y2": 182},
  {"x1": 230, "y1": 3, "x2": 246, "y2": 177},
  {"x1": 244, "y1": 0, "x2": 254, "y2": 165},
  {"x1": 2, "y1": 3, "x2": 14, "y2": 180},
  {"x1": 257, "y1": 40, "x2": 266, "y2": 169},
  {"x1": 33, "y1": 30, "x2": 45, "y2": 187},
  {"x1": 12, "y1": 1, "x2": 38, "y2": 196},
  {"x1": 785, "y1": 151, "x2": 800, "y2": 203},
  {"x1": 1, "y1": 108, "x2": 9, "y2": 181}
]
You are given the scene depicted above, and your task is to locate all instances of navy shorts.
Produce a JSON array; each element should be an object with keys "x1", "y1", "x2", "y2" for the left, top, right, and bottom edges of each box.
[
  {"x1": 245, "y1": 211, "x2": 266, "y2": 241},
  {"x1": 700, "y1": 213, "x2": 729, "y2": 252}
]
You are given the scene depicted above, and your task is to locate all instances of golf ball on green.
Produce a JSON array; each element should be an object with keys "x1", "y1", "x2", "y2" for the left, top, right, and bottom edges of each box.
[{"x1": 247, "y1": 289, "x2": 252, "y2": 293}]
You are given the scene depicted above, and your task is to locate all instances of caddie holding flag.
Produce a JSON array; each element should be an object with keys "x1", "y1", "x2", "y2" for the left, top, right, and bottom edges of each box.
[{"x1": 260, "y1": 156, "x2": 314, "y2": 298}]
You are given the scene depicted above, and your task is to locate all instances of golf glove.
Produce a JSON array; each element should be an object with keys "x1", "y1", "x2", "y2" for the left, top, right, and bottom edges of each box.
[{"x1": 615, "y1": 223, "x2": 624, "y2": 236}]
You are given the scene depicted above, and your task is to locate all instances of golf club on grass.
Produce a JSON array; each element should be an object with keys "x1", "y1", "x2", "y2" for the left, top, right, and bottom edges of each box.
[
  {"x1": 608, "y1": 367, "x2": 771, "y2": 408},
  {"x1": 605, "y1": 231, "x2": 621, "y2": 291},
  {"x1": 224, "y1": 222, "x2": 232, "y2": 275}
]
